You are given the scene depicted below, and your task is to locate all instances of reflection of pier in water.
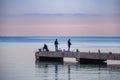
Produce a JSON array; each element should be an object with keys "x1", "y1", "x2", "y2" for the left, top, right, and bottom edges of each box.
[{"x1": 35, "y1": 61, "x2": 108, "y2": 80}]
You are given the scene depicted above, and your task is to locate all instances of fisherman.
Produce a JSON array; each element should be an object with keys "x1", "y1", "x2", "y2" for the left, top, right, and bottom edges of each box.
[
  {"x1": 54, "y1": 39, "x2": 59, "y2": 51},
  {"x1": 43, "y1": 44, "x2": 49, "y2": 51},
  {"x1": 98, "y1": 49, "x2": 100, "y2": 54},
  {"x1": 68, "y1": 39, "x2": 71, "y2": 51}
]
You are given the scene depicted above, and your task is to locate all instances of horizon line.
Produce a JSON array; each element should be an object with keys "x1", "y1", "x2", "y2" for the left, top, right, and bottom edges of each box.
[
  {"x1": 0, "y1": 13, "x2": 120, "y2": 17},
  {"x1": 0, "y1": 35, "x2": 120, "y2": 37}
]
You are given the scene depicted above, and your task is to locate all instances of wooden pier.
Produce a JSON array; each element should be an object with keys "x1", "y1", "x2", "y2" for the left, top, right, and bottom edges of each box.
[{"x1": 35, "y1": 51, "x2": 120, "y2": 64}]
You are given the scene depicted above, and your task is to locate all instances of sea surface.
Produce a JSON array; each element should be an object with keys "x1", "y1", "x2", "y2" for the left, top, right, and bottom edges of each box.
[{"x1": 0, "y1": 36, "x2": 120, "y2": 80}]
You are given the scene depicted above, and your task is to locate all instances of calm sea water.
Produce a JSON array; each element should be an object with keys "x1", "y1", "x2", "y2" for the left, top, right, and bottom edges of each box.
[
  {"x1": 0, "y1": 36, "x2": 120, "y2": 52},
  {"x1": 0, "y1": 36, "x2": 120, "y2": 80}
]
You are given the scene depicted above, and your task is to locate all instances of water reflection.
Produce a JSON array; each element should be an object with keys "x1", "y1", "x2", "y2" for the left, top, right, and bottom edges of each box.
[
  {"x1": 55, "y1": 64, "x2": 58, "y2": 80},
  {"x1": 68, "y1": 65, "x2": 71, "y2": 80},
  {"x1": 35, "y1": 60, "x2": 120, "y2": 80},
  {"x1": 107, "y1": 64, "x2": 120, "y2": 69}
]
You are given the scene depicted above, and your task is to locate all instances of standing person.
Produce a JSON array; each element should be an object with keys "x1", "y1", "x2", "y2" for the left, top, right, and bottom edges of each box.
[
  {"x1": 68, "y1": 39, "x2": 71, "y2": 51},
  {"x1": 54, "y1": 39, "x2": 59, "y2": 51}
]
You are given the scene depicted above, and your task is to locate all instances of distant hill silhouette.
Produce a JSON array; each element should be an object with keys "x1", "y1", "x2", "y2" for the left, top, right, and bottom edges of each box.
[
  {"x1": 20, "y1": 13, "x2": 89, "y2": 17},
  {"x1": 1, "y1": 13, "x2": 120, "y2": 17}
]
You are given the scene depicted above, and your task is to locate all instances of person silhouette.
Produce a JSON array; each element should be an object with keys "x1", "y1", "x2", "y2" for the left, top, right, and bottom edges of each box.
[
  {"x1": 68, "y1": 39, "x2": 71, "y2": 51},
  {"x1": 54, "y1": 39, "x2": 59, "y2": 51},
  {"x1": 43, "y1": 44, "x2": 49, "y2": 51}
]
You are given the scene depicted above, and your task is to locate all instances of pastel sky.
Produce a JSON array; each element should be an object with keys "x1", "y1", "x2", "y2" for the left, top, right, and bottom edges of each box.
[{"x1": 0, "y1": 0, "x2": 120, "y2": 36}]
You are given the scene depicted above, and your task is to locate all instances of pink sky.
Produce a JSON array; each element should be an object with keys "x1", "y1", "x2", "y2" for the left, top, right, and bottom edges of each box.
[
  {"x1": 0, "y1": 0, "x2": 120, "y2": 36},
  {"x1": 0, "y1": 16, "x2": 120, "y2": 36}
]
